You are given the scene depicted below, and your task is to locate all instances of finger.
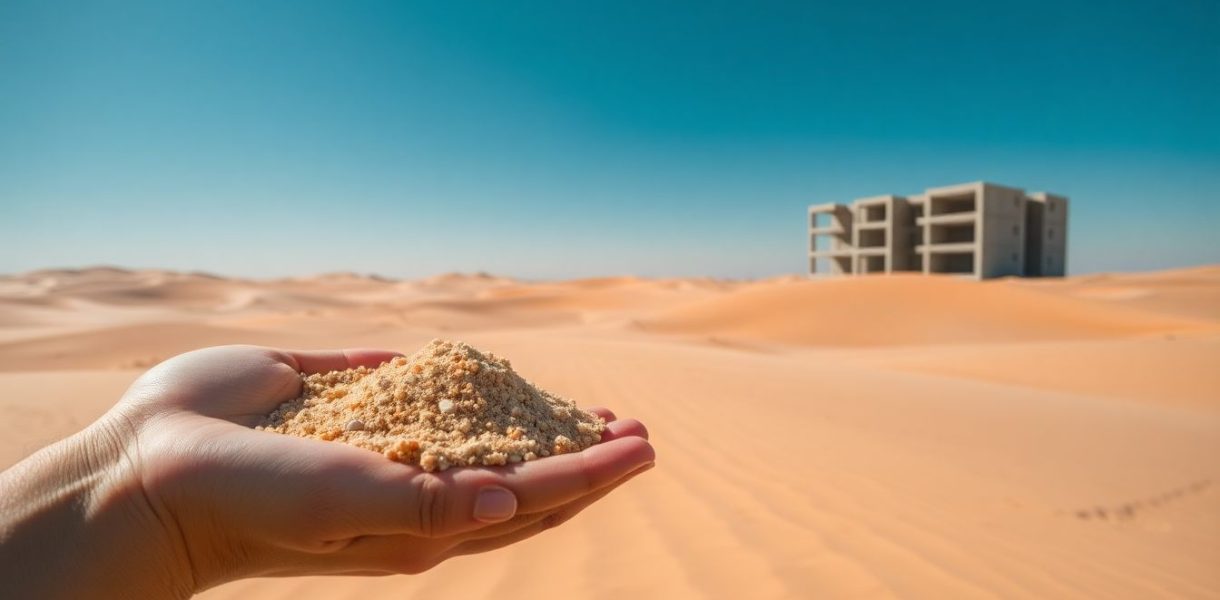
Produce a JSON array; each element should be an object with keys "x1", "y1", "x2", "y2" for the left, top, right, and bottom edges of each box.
[
  {"x1": 348, "y1": 435, "x2": 653, "y2": 538},
  {"x1": 447, "y1": 463, "x2": 654, "y2": 558},
  {"x1": 492, "y1": 435, "x2": 654, "y2": 516},
  {"x1": 600, "y1": 418, "x2": 648, "y2": 442},
  {"x1": 403, "y1": 435, "x2": 654, "y2": 537},
  {"x1": 458, "y1": 461, "x2": 654, "y2": 542},
  {"x1": 331, "y1": 463, "x2": 655, "y2": 574},
  {"x1": 587, "y1": 407, "x2": 616, "y2": 422},
  {"x1": 248, "y1": 426, "x2": 653, "y2": 542},
  {"x1": 279, "y1": 348, "x2": 403, "y2": 374}
]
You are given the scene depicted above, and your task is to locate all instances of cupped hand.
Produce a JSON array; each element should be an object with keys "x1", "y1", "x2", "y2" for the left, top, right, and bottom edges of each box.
[{"x1": 106, "y1": 345, "x2": 655, "y2": 592}]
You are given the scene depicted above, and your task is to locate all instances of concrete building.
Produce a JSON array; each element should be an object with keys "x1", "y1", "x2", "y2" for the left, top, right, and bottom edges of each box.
[{"x1": 809, "y1": 182, "x2": 1068, "y2": 279}]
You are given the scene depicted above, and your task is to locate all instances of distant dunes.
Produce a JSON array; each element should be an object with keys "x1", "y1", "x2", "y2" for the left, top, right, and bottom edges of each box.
[{"x1": 639, "y1": 274, "x2": 1213, "y2": 347}]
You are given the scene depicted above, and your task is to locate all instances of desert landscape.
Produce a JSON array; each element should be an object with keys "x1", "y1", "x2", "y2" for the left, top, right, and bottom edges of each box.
[{"x1": 1, "y1": 265, "x2": 1217, "y2": 599}]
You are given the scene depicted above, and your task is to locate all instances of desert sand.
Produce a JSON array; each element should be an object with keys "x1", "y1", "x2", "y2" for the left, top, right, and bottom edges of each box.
[{"x1": 1, "y1": 266, "x2": 1217, "y2": 599}]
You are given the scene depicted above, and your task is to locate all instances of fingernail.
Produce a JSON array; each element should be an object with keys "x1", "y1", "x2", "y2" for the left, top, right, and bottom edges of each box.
[{"x1": 473, "y1": 486, "x2": 517, "y2": 523}]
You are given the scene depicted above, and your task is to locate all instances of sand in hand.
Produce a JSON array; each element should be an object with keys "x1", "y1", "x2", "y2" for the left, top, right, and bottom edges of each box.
[{"x1": 258, "y1": 339, "x2": 606, "y2": 471}]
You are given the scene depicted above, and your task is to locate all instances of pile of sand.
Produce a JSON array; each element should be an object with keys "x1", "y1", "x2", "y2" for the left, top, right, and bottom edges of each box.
[{"x1": 258, "y1": 339, "x2": 606, "y2": 471}]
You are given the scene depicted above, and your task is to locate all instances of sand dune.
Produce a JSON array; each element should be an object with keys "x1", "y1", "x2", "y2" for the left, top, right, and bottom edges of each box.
[
  {"x1": 641, "y1": 275, "x2": 1215, "y2": 347},
  {"x1": 1, "y1": 266, "x2": 1217, "y2": 599},
  {"x1": 0, "y1": 322, "x2": 312, "y2": 371},
  {"x1": 1016, "y1": 265, "x2": 1220, "y2": 321},
  {"x1": 11, "y1": 268, "x2": 246, "y2": 306},
  {"x1": 837, "y1": 336, "x2": 1220, "y2": 411},
  {"x1": 478, "y1": 277, "x2": 728, "y2": 322}
]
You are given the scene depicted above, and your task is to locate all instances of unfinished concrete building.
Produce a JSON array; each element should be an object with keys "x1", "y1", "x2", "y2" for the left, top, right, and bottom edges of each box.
[{"x1": 808, "y1": 182, "x2": 1068, "y2": 279}]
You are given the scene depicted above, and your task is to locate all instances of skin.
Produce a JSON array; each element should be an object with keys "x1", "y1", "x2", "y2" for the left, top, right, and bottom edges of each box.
[{"x1": 0, "y1": 345, "x2": 655, "y2": 599}]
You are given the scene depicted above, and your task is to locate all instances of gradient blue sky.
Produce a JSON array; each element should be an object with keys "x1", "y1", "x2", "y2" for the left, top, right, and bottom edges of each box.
[{"x1": 2, "y1": 1, "x2": 1217, "y2": 279}]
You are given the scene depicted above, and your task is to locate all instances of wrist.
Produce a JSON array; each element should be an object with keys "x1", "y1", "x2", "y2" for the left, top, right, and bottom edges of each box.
[{"x1": 0, "y1": 411, "x2": 194, "y2": 599}]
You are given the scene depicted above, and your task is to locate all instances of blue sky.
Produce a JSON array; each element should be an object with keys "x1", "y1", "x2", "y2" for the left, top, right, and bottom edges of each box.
[{"x1": 1, "y1": 1, "x2": 1217, "y2": 279}]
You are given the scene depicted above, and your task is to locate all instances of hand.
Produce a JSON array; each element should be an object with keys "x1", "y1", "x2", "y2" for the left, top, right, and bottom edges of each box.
[{"x1": 0, "y1": 345, "x2": 654, "y2": 599}]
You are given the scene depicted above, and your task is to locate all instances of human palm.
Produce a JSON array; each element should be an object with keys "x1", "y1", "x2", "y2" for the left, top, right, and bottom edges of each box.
[{"x1": 112, "y1": 345, "x2": 654, "y2": 591}]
